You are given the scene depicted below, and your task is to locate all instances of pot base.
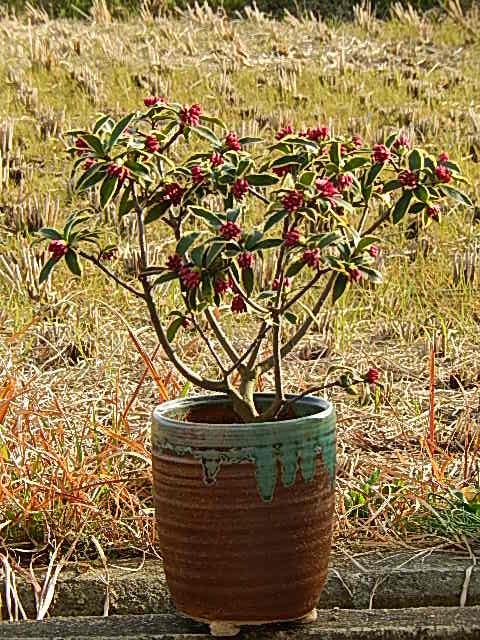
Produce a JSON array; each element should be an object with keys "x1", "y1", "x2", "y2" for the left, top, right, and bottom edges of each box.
[{"x1": 185, "y1": 607, "x2": 318, "y2": 637}]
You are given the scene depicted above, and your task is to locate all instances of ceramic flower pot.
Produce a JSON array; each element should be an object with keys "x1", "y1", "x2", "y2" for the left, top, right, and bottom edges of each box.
[{"x1": 151, "y1": 393, "x2": 336, "y2": 636}]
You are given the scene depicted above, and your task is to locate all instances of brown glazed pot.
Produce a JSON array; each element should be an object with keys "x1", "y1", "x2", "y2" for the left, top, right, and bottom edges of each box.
[{"x1": 151, "y1": 394, "x2": 336, "y2": 636}]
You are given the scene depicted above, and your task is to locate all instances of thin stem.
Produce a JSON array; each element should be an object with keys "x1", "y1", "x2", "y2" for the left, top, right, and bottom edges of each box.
[
  {"x1": 78, "y1": 251, "x2": 145, "y2": 299},
  {"x1": 247, "y1": 187, "x2": 270, "y2": 204},
  {"x1": 280, "y1": 268, "x2": 328, "y2": 314},
  {"x1": 225, "y1": 321, "x2": 271, "y2": 377},
  {"x1": 246, "y1": 320, "x2": 269, "y2": 371},
  {"x1": 204, "y1": 308, "x2": 240, "y2": 363},
  {"x1": 271, "y1": 309, "x2": 284, "y2": 404},
  {"x1": 357, "y1": 203, "x2": 370, "y2": 234},
  {"x1": 132, "y1": 184, "x2": 148, "y2": 269},
  {"x1": 364, "y1": 208, "x2": 391, "y2": 236},
  {"x1": 258, "y1": 271, "x2": 337, "y2": 375},
  {"x1": 190, "y1": 315, "x2": 227, "y2": 375}
]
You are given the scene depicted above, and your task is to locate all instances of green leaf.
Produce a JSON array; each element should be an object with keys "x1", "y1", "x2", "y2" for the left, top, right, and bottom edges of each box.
[
  {"x1": 329, "y1": 142, "x2": 341, "y2": 166},
  {"x1": 344, "y1": 156, "x2": 369, "y2": 171},
  {"x1": 226, "y1": 207, "x2": 241, "y2": 223},
  {"x1": 270, "y1": 154, "x2": 300, "y2": 168},
  {"x1": 245, "y1": 230, "x2": 263, "y2": 251},
  {"x1": 410, "y1": 202, "x2": 426, "y2": 214},
  {"x1": 241, "y1": 267, "x2": 254, "y2": 296},
  {"x1": 366, "y1": 163, "x2": 384, "y2": 186},
  {"x1": 38, "y1": 227, "x2": 63, "y2": 241},
  {"x1": 359, "y1": 266, "x2": 382, "y2": 283},
  {"x1": 65, "y1": 249, "x2": 82, "y2": 276},
  {"x1": 75, "y1": 164, "x2": 105, "y2": 193},
  {"x1": 199, "y1": 114, "x2": 227, "y2": 129},
  {"x1": 93, "y1": 114, "x2": 113, "y2": 134},
  {"x1": 167, "y1": 317, "x2": 184, "y2": 342},
  {"x1": 79, "y1": 133, "x2": 106, "y2": 157},
  {"x1": 285, "y1": 260, "x2": 305, "y2": 277},
  {"x1": 201, "y1": 275, "x2": 214, "y2": 302},
  {"x1": 39, "y1": 256, "x2": 60, "y2": 284},
  {"x1": 382, "y1": 179, "x2": 402, "y2": 193},
  {"x1": 153, "y1": 271, "x2": 178, "y2": 286},
  {"x1": 316, "y1": 231, "x2": 339, "y2": 250},
  {"x1": 238, "y1": 137, "x2": 263, "y2": 145},
  {"x1": 236, "y1": 158, "x2": 251, "y2": 176},
  {"x1": 176, "y1": 232, "x2": 200, "y2": 257},
  {"x1": 414, "y1": 184, "x2": 429, "y2": 203},
  {"x1": 392, "y1": 190, "x2": 413, "y2": 224},
  {"x1": 298, "y1": 171, "x2": 316, "y2": 186},
  {"x1": 332, "y1": 273, "x2": 348, "y2": 303},
  {"x1": 108, "y1": 113, "x2": 136, "y2": 150},
  {"x1": 408, "y1": 149, "x2": 423, "y2": 172},
  {"x1": 246, "y1": 173, "x2": 279, "y2": 186},
  {"x1": 438, "y1": 185, "x2": 473, "y2": 206},
  {"x1": 118, "y1": 187, "x2": 134, "y2": 218},
  {"x1": 188, "y1": 205, "x2": 223, "y2": 228},
  {"x1": 284, "y1": 311, "x2": 297, "y2": 325},
  {"x1": 190, "y1": 245, "x2": 204, "y2": 267},
  {"x1": 192, "y1": 125, "x2": 220, "y2": 146},
  {"x1": 355, "y1": 235, "x2": 379, "y2": 254},
  {"x1": 205, "y1": 241, "x2": 225, "y2": 267},
  {"x1": 100, "y1": 175, "x2": 117, "y2": 209},
  {"x1": 125, "y1": 160, "x2": 151, "y2": 179},
  {"x1": 264, "y1": 209, "x2": 288, "y2": 233},
  {"x1": 144, "y1": 201, "x2": 170, "y2": 224},
  {"x1": 252, "y1": 238, "x2": 283, "y2": 250}
]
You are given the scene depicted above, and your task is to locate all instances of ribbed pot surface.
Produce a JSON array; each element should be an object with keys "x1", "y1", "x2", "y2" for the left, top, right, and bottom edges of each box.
[{"x1": 152, "y1": 394, "x2": 336, "y2": 623}]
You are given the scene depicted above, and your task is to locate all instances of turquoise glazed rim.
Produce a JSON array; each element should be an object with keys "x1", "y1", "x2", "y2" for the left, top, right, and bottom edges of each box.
[{"x1": 152, "y1": 394, "x2": 336, "y2": 502}]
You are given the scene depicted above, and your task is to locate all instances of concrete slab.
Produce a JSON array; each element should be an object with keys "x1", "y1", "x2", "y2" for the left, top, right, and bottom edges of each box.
[
  {"x1": 2, "y1": 607, "x2": 480, "y2": 639},
  {"x1": 4, "y1": 551, "x2": 478, "y2": 619}
]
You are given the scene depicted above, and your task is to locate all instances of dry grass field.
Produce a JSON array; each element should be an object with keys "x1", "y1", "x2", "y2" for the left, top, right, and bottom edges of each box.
[{"x1": 1, "y1": 1, "x2": 480, "y2": 575}]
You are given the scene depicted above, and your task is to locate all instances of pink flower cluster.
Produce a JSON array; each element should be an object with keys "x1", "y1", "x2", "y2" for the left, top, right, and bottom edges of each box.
[
  {"x1": 180, "y1": 103, "x2": 201, "y2": 127},
  {"x1": 237, "y1": 251, "x2": 253, "y2": 269},
  {"x1": 232, "y1": 179, "x2": 249, "y2": 201},
  {"x1": 191, "y1": 166, "x2": 204, "y2": 185},
  {"x1": 282, "y1": 189, "x2": 303, "y2": 213},
  {"x1": 48, "y1": 239, "x2": 68, "y2": 258},
  {"x1": 302, "y1": 247, "x2": 320, "y2": 268},
  {"x1": 315, "y1": 177, "x2": 339, "y2": 206},
  {"x1": 349, "y1": 267, "x2": 361, "y2": 283},
  {"x1": 179, "y1": 266, "x2": 200, "y2": 289},
  {"x1": 225, "y1": 132, "x2": 241, "y2": 151},
  {"x1": 369, "y1": 245, "x2": 379, "y2": 258},
  {"x1": 107, "y1": 163, "x2": 129, "y2": 185},
  {"x1": 392, "y1": 134, "x2": 410, "y2": 152},
  {"x1": 166, "y1": 253, "x2": 183, "y2": 271},
  {"x1": 144, "y1": 95, "x2": 164, "y2": 107},
  {"x1": 275, "y1": 125, "x2": 294, "y2": 140},
  {"x1": 162, "y1": 182, "x2": 184, "y2": 205},
  {"x1": 231, "y1": 294, "x2": 247, "y2": 313},
  {"x1": 366, "y1": 367, "x2": 379, "y2": 385},
  {"x1": 272, "y1": 276, "x2": 291, "y2": 290},
  {"x1": 210, "y1": 152, "x2": 223, "y2": 167},
  {"x1": 435, "y1": 165, "x2": 451, "y2": 183},
  {"x1": 336, "y1": 173, "x2": 353, "y2": 191},
  {"x1": 75, "y1": 138, "x2": 88, "y2": 157},
  {"x1": 371, "y1": 144, "x2": 391, "y2": 165},
  {"x1": 284, "y1": 228, "x2": 300, "y2": 247},
  {"x1": 272, "y1": 165, "x2": 291, "y2": 177},
  {"x1": 145, "y1": 134, "x2": 159, "y2": 153},
  {"x1": 300, "y1": 126, "x2": 329, "y2": 142},
  {"x1": 219, "y1": 221, "x2": 241, "y2": 241},
  {"x1": 399, "y1": 170, "x2": 417, "y2": 188},
  {"x1": 84, "y1": 158, "x2": 96, "y2": 170}
]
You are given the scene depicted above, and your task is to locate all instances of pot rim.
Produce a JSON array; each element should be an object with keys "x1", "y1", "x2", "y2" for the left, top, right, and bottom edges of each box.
[{"x1": 152, "y1": 393, "x2": 333, "y2": 432}]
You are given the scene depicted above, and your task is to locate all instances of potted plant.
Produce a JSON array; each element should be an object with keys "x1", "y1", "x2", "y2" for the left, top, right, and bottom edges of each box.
[{"x1": 37, "y1": 97, "x2": 471, "y2": 635}]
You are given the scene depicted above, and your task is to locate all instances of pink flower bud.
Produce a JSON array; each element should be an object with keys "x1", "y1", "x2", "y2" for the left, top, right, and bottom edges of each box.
[
  {"x1": 144, "y1": 95, "x2": 164, "y2": 107},
  {"x1": 371, "y1": 144, "x2": 391, "y2": 164},
  {"x1": 369, "y1": 245, "x2": 379, "y2": 258},
  {"x1": 281, "y1": 189, "x2": 303, "y2": 213},
  {"x1": 179, "y1": 266, "x2": 200, "y2": 290},
  {"x1": 392, "y1": 134, "x2": 410, "y2": 151},
  {"x1": 336, "y1": 173, "x2": 353, "y2": 191},
  {"x1": 399, "y1": 169, "x2": 417, "y2": 188},
  {"x1": 219, "y1": 221, "x2": 241, "y2": 241},
  {"x1": 283, "y1": 228, "x2": 300, "y2": 247},
  {"x1": 48, "y1": 239, "x2": 68, "y2": 258},
  {"x1": 275, "y1": 125, "x2": 294, "y2": 140},
  {"x1": 210, "y1": 152, "x2": 224, "y2": 167},
  {"x1": 349, "y1": 267, "x2": 361, "y2": 283},
  {"x1": 237, "y1": 251, "x2": 253, "y2": 269},
  {"x1": 225, "y1": 132, "x2": 241, "y2": 152},
  {"x1": 231, "y1": 295, "x2": 247, "y2": 313},
  {"x1": 166, "y1": 254, "x2": 183, "y2": 272},
  {"x1": 161, "y1": 183, "x2": 184, "y2": 205},
  {"x1": 180, "y1": 103, "x2": 201, "y2": 127},
  {"x1": 439, "y1": 152, "x2": 449, "y2": 164},
  {"x1": 366, "y1": 367, "x2": 380, "y2": 385},
  {"x1": 232, "y1": 179, "x2": 249, "y2": 201},
  {"x1": 302, "y1": 247, "x2": 320, "y2": 267},
  {"x1": 191, "y1": 165, "x2": 204, "y2": 185},
  {"x1": 145, "y1": 134, "x2": 159, "y2": 153},
  {"x1": 352, "y1": 134, "x2": 361, "y2": 149},
  {"x1": 435, "y1": 165, "x2": 451, "y2": 183}
]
